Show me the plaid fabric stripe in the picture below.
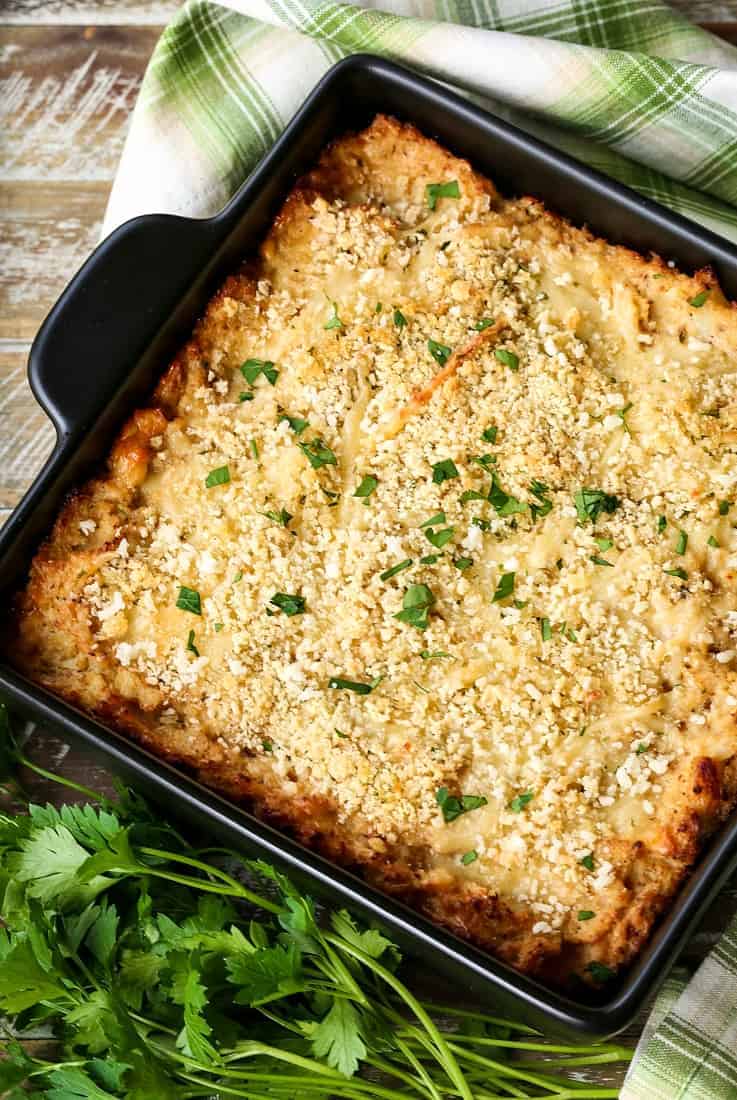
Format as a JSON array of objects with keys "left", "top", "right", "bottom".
[{"left": 105, "top": 10, "right": 737, "bottom": 1088}]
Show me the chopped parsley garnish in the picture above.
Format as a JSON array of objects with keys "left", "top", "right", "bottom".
[
  {"left": 241, "top": 358, "right": 279, "bottom": 386},
  {"left": 590, "top": 555, "right": 613, "bottom": 567},
  {"left": 508, "top": 790, "right": 534, "bottom": 813},
  {"left": 420, "top": 649, "right": 453, "bottom": 660},
  {"left": 262, "top": 739, "right": 273, "bottom": 752},
  {"left": 176, "top": 586, "right": 201, "bottom": 615},
  {"left": 393, "top": 308, "right": 407, "bottom": 328},
  {"left": 494, "top": 348, "right": 519, "bottom": 372},
  {"left": 205, "top": 465, "right": 230, "bottom": 488},
  {"left": 578, "top": 911, "right": 595, "bottom": 922},
  {"left": 324, "top": 300, "right": 344, "bottom": 330},
  {"left": 664, "top": 567, "right": 687, "bottom": 580},
  {"left": 250, "top": 439, "right": 259, "bottom": 460},
  {"left": 354, "top": 475, "right": 378, "bottom": 501},
  {"left": 395, "top": 584, "right": 435, "bottom": 630},
  {"left": 233, "top": 571, "right": 243, "bottom": 583},
  {"left": 481, "top": 425, "right": 498, "bottom": 443},
  {"left": 617, "top": 402, "right": 633, "bottom": 434},
  {"left": 298, "top": 438, "right": 337, "bottom": 469},
  {"left": 470, "top": 453, "right": 497, "bottom": 471},
  {"left": 529, "top": 479, "right": 552, "bottom": 521},
  {"left": 492, "top": 571, "right": 515, "bottom": 603},
  {"left": 279, "top": 412, "right": 309, "bottom": 435},
  {"left": 428, "top": 339, "right": 452, "bottom": 367},
  {"left": 676, "top": 529, "right": 688, "bottom": 555},
  {"left": 461, "top": 850, "right": 478, "bottom": 865},
  {"left": 425, "top": 179, "right": 460, "bottom": 210},
  {"left": 186, "top": 629, "right": 200, "bottom": 657},
  {"left": 436, "top": 787, "right": 488, "bottom": 823},
  {"left": 573, "top": 488, "right": 619, "bottom": 524},
  {"left": 269, "top": 592, "right": 306, "bottom": 617},
  {"left": 238, "top": 391, "right": 254, "bottom": 402},
  {"left": 514, "top": 599, "right": 528, "bottom": 610},
  {"left": 580, "top": 853, "right": 595, "bottom": 871},
  {"left": 719, "top": 500, "right": 731, "bottom": 516},
  {"left": 431, "top": 459, "right": 459, "bottom": 484},
  {"left": 708, "top": 535, "right": 720, "bottom": 548},
  {"left": 460, "top": 489, "right": 487, "bottom": 504},
  {"left": 587, "top": 961, "right": 615, "bottom": 983},
  {"left": 636, "top": 743, "right": 648, "bottom": 755},
  {"left": 453, "top": 557, "right": 473, "bottom": 571},
  {"left": 375, "top": 302, "right": 382, "bottom": 313},
  {"left": 328, "top": 677, "right": 376, "bottom": 695},
  {"left": 595, "top": 537, "right": 613, "bottom": 551},
  {"left": 380, "top": 559, "right": 413, "bottom": 581},
  {"left": 472, "top": 517, "right": 491, "bottom": 531},
  {"left": 540, "top": 617, "right": 552, "bottom": 641},
  {"left": 214, "top": 622, "right": 224, "bottom": 632},
  {"left": 474, "top": 319, "right": 495, "bottom": 332},
  {"left": 262, "top": 507, "right": 293, "bottom": 528},
  {"left": 421, "top": 512, "right": 446, "bottom": 528},
  {"left": 689, "top": 289, "right": 710, "bottom": 308},
  {"left": 420, "top": 554, "right": 440, "bottom": 564},
  {"left": 424, "top": 525, "right": 455, "bottom": 549},
  {"left": 657, "top": 515, "right": 667, "bottom": 533},
  {"left": 489, "top": 473, "right": 528, "bottom": 516},
  {"left": 334, "top": 727, "right": 349, "bottom": 738}
]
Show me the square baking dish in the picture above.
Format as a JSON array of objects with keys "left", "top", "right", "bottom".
[{"left": 2, "top": 54, "right": 737, "bottom": 1041}]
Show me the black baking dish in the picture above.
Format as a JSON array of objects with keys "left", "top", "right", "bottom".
[{"left": 3, "top": 54, "right": 737, "bottom": 1041}]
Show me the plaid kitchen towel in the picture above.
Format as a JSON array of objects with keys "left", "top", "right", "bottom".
[
  {"left": 104, "top": 0, "right": 737, "bottom": 243},
  {"left": 103, "top": 0, "right": 737, "bottom": 1093}
]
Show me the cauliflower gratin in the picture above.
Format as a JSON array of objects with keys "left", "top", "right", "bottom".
[{"left": 8, "top": 116, "right": 737, "bottom": 988}]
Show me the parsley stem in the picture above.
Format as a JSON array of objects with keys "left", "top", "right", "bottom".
[
  {"left": 324, "top": 933, "right": 474, "bottom": 1100},
  {"left": 15, "top": 750, "right": 107, "bottom": 804},
  {"left": 137, "top": 846, "right": 280, "bottom": 913},
  {"left": 420, "top": 1002, "right": 538, "bottom": 1034}
]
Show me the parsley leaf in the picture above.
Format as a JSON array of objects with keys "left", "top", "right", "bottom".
[
  {"left": 298, "top": 438, "right": 337, "bottom": 469},
  {"left": 262, "top": 508, "right": 293, "bottom": 528},
  {"left": 719, "top": 500, "right": 731, "bottom": 516},
  {"left": 186, "top": 630, "right": 200, "bottom": 657},
  {"left": 587, "top": 961, "right": 615, "bottom": 982},
  {"left": 540, "top": 617, "right": 552, "bottom": 641},
  {"left": 279, "top": 413, "right": 309, "bottom": 435},
  {"left": 708, "top": 535, "right": 720, "bottom": 548},
  {"left": 453, "top": 557, "right": 473, "bottom": 571},
  {"left": 508, "top": 790, "right": 534, "bottom": 813},
  {"left": 420, "top": 649, "right": 453, "bottom": 660},
  {"left": 241, "top": 358, "right": 279, "bottom": 386},
  {"left": 424, "top": 525, "right": 455, "bottom": 549},
  {"left": 328, "top": 677, "right": 377, "bottom": 694},
  {"left": 176, "top": 586, "right": 201, "bottom": 615},
  {"left": 657, "top": 515, "right": 667, "bottom": 533},
  {"left": 474, "top": 319, "right": 495, "bottom": 332},
  {"left": 573, "top": 488, "right": 619, "bottom": 524},
  {"left": 580, "top": 853, "right": 595, "bottom": 871},
  {"left": 431, "top": 458, "right": 459, "bottom": 484},
  {"left": 676, "top": 529, "right": 688, "bottom": 555},
  {"left": 269, "top": 593, "right": 306, "bottom": 617},
  {"left": 436, "top": 788, "right": 488, "bottom": 823},
  {"left": 481, "top": 425, "right": 498, "bottom": 443},
  {"left": 205, "top": 465, "right": 230, "bottom": 488},
  {"left": 427, "top": 339, "right": 453, "bottom": 367},
  {"left": 354, "top": 475, "right": 378, "bottom": 500},
  {"left": 590, "top": 555, "right": 613, "bottom": 567},
  {"left": 689, "top": 290, "right": 710, "bottom": 308},
  {"left": 324, "top": 301, "right": 344, "bottom": 330},
  {"left": 489, "top": 473, "right": 528, "bottom": 516},
  {"left": 492, "top": 572, "right": 515, "bottom": 603},
  {"left": 529, "top": 479, "right": 552, "bottom": 521},
  {"left": 380, "top": 559, "right": 413, "bottom": 581},
  {"left": 395, "top": 584, "right": 435, "bottom": 630},
  {"left": 664, "top": 567, "right": 687, "bottom": 580},
  {"left": 310, "top": 998, "right": 368, "bottom": 1077},
  {"left": 495, "top": 348, "right": 519, "bottom": 371},
  {"left": 226, "top": 944, "right": 303, "bottom": 1006},
  {"left": 425, "top": 179, "right": 460, "bottom": 210},
  {"left": 461, "top": 850, "right": 478, "bottom": 865},
  {"left": 578, "top": 911, "right": 595, "bottom": 922},
  {"left": 393, "top": 308, "right": 407, "bottom": 328}
]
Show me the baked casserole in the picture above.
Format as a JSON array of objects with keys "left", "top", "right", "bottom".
[{"left": 8, "top": 116, "right": 737, "bottom": 988}]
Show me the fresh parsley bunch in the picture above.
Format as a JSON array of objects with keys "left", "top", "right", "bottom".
[{"left": 0, "top": 703, "right": 629, "bottom": 1099}]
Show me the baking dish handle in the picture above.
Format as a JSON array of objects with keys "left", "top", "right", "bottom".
[{"left": 28, "top": 212, "right": 223, "bottom": 439}]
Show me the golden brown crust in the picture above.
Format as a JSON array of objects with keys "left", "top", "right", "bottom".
[{"left": 7, "top": 115, "right": 737, "bottom": 989}]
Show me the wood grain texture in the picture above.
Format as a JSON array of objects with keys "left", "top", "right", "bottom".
[{"left": 1, "top": 4, "right": 737, "bottom": 1086}]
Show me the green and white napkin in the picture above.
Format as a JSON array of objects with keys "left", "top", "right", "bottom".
[{"left": 104, "top": 1, "right": 737, "bottom": 1093}]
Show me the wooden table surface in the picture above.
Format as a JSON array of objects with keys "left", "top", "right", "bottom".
[{"left": 3, "top": 2, "right": 737, "bottom": 1091}]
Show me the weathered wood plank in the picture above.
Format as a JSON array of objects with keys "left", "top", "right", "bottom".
[
  {"left": 0, "top": 341, "right": 54, "bottom": 508},
  {"left": 0, "top": 181, "right": 108, "bottom": 341},
  {"left": 0, "top": 24, "right": 159, "bottom": 182}
]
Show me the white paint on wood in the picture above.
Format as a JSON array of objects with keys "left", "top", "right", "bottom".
[{"left": 1, "top": 51, "right": 143, "bottom": 181}]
